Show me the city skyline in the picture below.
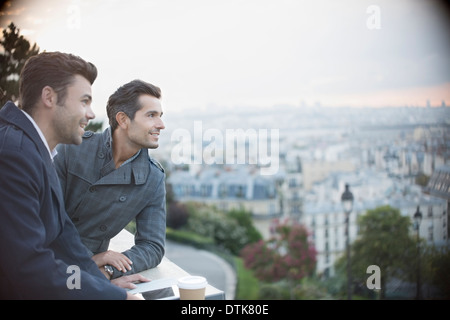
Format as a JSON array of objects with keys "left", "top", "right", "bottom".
[{"left": 1, "top": 0, "right": 449, "bottom": 121}]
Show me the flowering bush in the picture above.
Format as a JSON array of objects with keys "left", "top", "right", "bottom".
[{"left": 240, "top": 218, "right": 317, "bottom": 283}]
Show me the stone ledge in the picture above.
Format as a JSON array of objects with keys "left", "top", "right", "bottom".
[{"left": 110, "top": 229, "right": 225, "bottom": 300}]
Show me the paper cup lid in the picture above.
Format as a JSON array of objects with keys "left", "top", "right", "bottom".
[{"left": 177, "top": 276, "right": 208, "bottom": 289}]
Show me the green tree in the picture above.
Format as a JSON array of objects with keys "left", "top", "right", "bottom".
[
  {"left": 1, "top": 22, "right": 40, "bottom": 107},
  {"left": 84, "top": 121, "right": 104, "bottom": 133},
  {"left": 415, "top": 173, "right": 430, "bottom": 187},
  {"left": 228, "top": 208, "right": 262, "bottom": 244},
  {"left": 337, "top": 205, "right": 416, "bottom": 299}
]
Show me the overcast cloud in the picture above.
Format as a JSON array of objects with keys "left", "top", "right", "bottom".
[{"left": 1, "top": 0, "right": 449, "bottom": 120}]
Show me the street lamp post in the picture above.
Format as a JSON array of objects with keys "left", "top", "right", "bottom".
[
  {"left": 413, "top": 206, "right": 422, "bottom": 300},
  {"left": 341, "top": 183, "right": 354, "bottom": 300}
]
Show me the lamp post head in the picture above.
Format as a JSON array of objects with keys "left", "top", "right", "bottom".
[
  {"left": 341, "top": 183, "right": 354, "bottom": 215},
  {"left": 414, "top": 206, "right": 422, "bottom": 230}
]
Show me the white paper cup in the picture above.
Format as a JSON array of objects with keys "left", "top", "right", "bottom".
[{"left": 177, "top": 276, "right": 208, "bottom": 300}]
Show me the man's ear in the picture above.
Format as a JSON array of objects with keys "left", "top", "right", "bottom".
[
  {"left": 116, "top": 111, "right": 129, "bottom": 129},
  {"left": 41, "top": 86, "right": 56, "bottom": 108}
]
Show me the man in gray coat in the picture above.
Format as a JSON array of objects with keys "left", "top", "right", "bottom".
[{"left": 55, "top": 79, "right": 166, "bottom": 280}]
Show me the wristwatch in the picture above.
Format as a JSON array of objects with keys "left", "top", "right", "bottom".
[{"left": 104, "top": 265, "right": 114, "bottom": 277}]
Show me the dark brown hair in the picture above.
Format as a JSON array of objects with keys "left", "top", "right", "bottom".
[{"left": 19, "top": 51, "right": 97, "bottom": 114}]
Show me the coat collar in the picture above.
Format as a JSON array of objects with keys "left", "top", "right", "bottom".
[{"left": 95, "top": 127, "right": 150, "bottom": 185}]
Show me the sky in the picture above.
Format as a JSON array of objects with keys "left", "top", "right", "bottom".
[{"left": 1, "top": 0, "right": 449, "bottom": 121}]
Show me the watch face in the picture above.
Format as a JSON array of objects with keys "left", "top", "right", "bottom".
[{"left": 105, "top": 265, "right": 113, "bottom": 274}]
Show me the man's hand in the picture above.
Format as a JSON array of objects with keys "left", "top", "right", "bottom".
[
  {"left": 92, "top": 250, "right": 133, "bottom": 273},
  {"left": 111, "top": 273, "right": 151, "bottom": 290},
  {"left": 126, "top": 292, "right": 144, "bottom": 300}
]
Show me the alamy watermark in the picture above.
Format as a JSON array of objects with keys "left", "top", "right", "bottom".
[
  {"left": 170, "top": 121, "right": 280, "bottom": 175},
  {"left": 65, "top": 263, "right": 382, "bottom": 291},
  {"left": 366, "top": 265, "right": 381, "bottom": 290},
  {"left": 366, "top": 5, "right": 381, "bottom": 30},
  {"left": 67, "top": 0, "right": 81, "bottom": 30},
  {"left": 66, "top": 265, "right": 81, "bottom": 289}
]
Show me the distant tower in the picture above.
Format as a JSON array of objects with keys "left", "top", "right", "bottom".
[
  {"left": 442, "top": 100, "right": 446, "bottom": 108},
  {"left": 426, "top": 99, "right": 431, "bottom": 108}
]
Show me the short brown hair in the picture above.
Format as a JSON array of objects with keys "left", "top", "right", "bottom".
[{"left": 19, "top": 51, "right": 97, "bottom": 114}]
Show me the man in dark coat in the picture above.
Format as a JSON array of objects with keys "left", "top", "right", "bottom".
[{"left": 0, "top": 51, "right": 146, "bottom": 299}]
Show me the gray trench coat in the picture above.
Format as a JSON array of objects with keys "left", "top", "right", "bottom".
[{"left": 54, "top": 127, "right": 166, "bottom": 279}]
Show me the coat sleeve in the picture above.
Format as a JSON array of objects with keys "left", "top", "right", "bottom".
[
  {"left": 0, "top": 146, "right": 126, "bottom": 299},
  {"left": 112, "top": 172, "right": 167, "bottom": 279}
]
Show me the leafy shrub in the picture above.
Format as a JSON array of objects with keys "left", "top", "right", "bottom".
[{"left": 186, "top": 204, "right": 250, "bottom": 255}]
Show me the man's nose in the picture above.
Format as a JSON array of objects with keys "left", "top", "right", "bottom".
[
  {"left": 157, "top": 117, "right": 165, "bottom": 129},
  {"left": 86, "top": 105, "right": 95, "bottom": 120}
]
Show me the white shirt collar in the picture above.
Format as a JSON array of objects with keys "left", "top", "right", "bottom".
[{"left": 21, "top": 110, "right": 58, "bottom": 160}]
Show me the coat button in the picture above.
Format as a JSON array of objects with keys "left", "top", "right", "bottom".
[
  {"left": 83, "top": 131, "right": 93, "bottom": 138},
  {"left": 89, "top": 186, "right": 96, "bottom": 192},
  {"left": 119, "top": 196, "right": 127, "bottom": 202},
  {"left": 98, "top": 152, "right": 105, "bottom": 159},
  {"left": 99, "top": 225, "right": 107, "bottom": 232}
]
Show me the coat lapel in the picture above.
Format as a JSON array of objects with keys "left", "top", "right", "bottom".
[
  {"left": 0, "top": 102, "right": 66, "bottom": 229},
  {"left": 0, "top": 102, "right": 54, "bottom": 169}
]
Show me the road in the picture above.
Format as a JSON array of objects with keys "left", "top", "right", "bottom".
[{"left": 164, "top": 239, "right": 236, "bottom": 300}]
